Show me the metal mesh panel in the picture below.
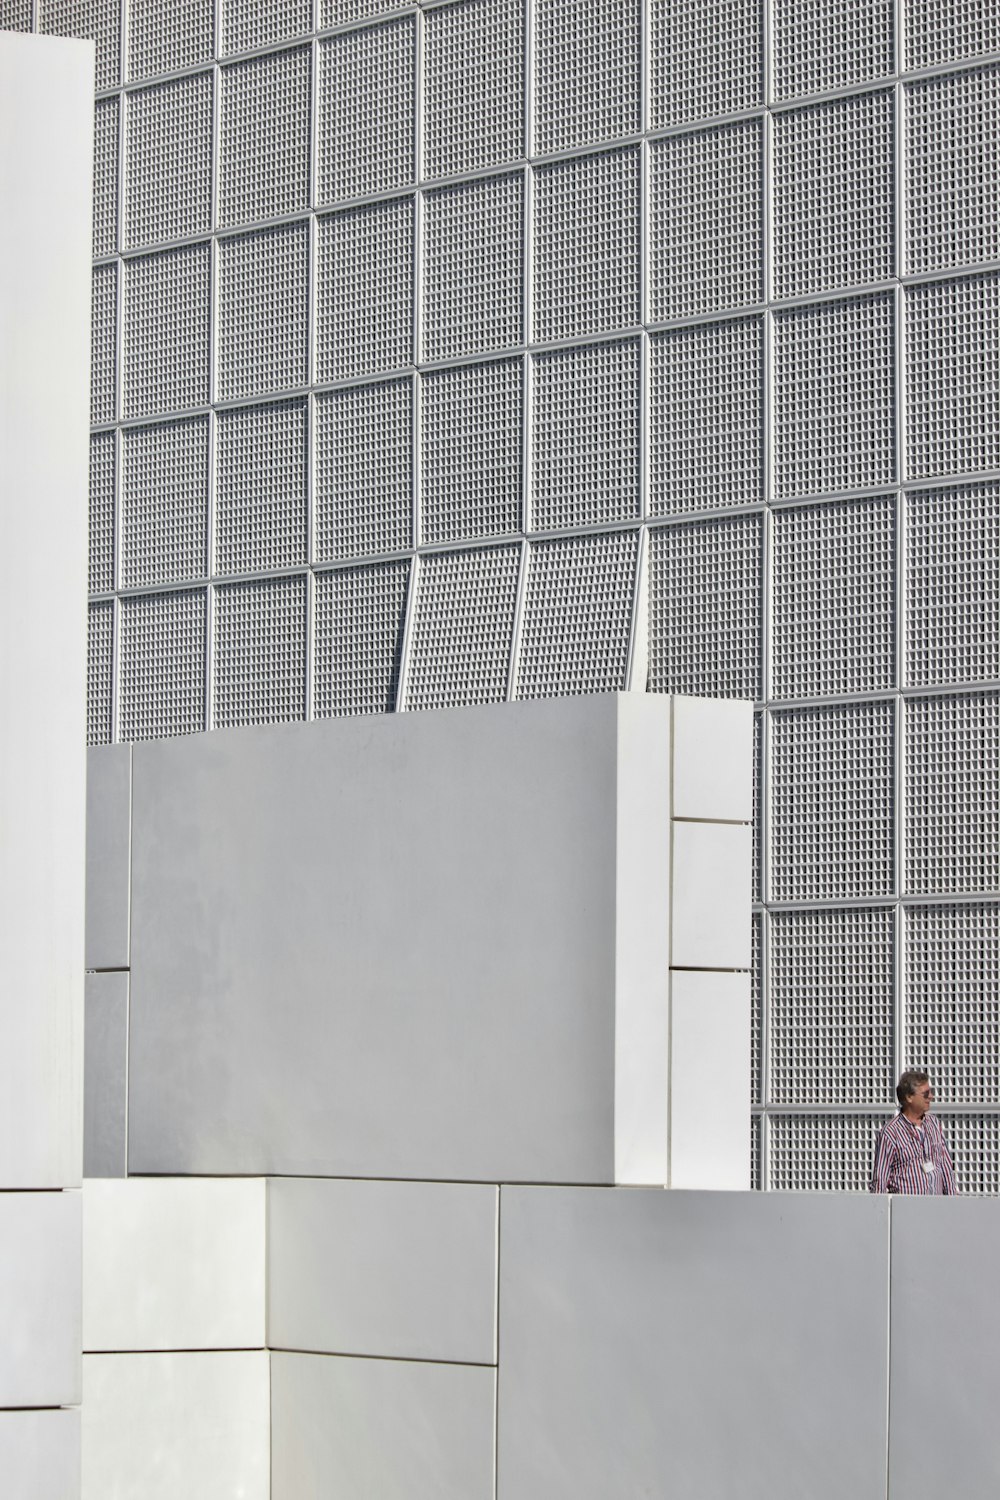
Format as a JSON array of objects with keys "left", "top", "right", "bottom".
[
  {"left": 218, "top": 223, "right": 309, "bottom": 400},
  {"left": 532, "top": 148, "right": 640, "bottom": 343},
  {"left": 318, "top": 19, "right": 415, "bottom": 206},
  {"left": 125, "top": 73, "right": 212, "bottom": 250},
  {"left": 40, "top": 0, "right": 120, "bottom": 90},
  {"left": 768, "top": 1114, "right": 888, "bottom": 1192},
  {"left": 750, "top": 1114, "right": 760, "bottom": 1190},
  {"left": 423, "top": 0, "right": 524, "bottom": 180},
  {"left": 770, "top": 702, "right": 895, "bottom": 901},
  {"left": 316, "top": 201, "right": 414, "bottom": 382},
  {"left": 649, "top": 0, "right": 762, "bottom": 128},
  {"left": 774, "top": 294, "right": 896, "bottom": 499},
  {"left": 215, "top": 401, "right": 307, "bottom": 575},
  {"left": 649, "top": 120, "right": 762, "bottom": 323},
  {"left": 321, "top": 0, "right": 406, "bottom": 22},
  {"left": 121, "top": 417, "right": 208, "bottom": 588},
  {"left": 123, "top": 244, "right": 210, "bottom": 419},
  {"left": 773, "top": 91, "right": 894, "bottom": 301},
  {"left": 771, "top": 497, "right": 896, "bottom": 699},
  {"left": 0, "top": 1, "right": 32, "bottom": 30},
  {"left": 905, "top": 693, "right": 1000, "bottom": 896},
  {"left": 420, "top": 360, "right": 522, "bottom": 544},
  {"left": 647, "top": 515, "right": 762, "bottom": 699},
  {"left": 933, "top": 1114, "right": 1000, "bottom": 1196},
  {"left": 119, "top": 590, "right": 206, "bottom": 741},
  {"left": 751, "top": 911, "right": 762, "bottom": 1105},
  {"left": 422, "top": 175, "right": 523, "bottom": 363},
  {"left": 772, "top": 0, "right": 892, "bottom": 100},
  {"left": 219, "top": 47, "right": 311, "bottom": 228},
  {"left": 92, "top": 262, "right": 117, "bottom": 426},
  {"left": 94, "top": 97, "right": 119, "bottom": 260},
  {"left": 905, "top": 276, "right": 1000, "bottom": 482},
  {"left": 649, "top": 319, "right": 762, "bottom": 515},
  {"left": 769, "top": 909, "right": 895, "bottom": 1105},
  {"left": 752, "top": 710, "right": 762, "bottom": 901},
  {"left": 533, "top": 0, "right": 640, "bottom": 155},
  {"left": 314, "top": 561, "right": 408, "bottom": 717},
  {"left": 87, "top": 602, "right": 114, "bottom": 747},
  {"left": 906, "top": 904, "right": 1000, "bottom": 1107},
  {"left": 531, "top": 341, "right": 639, "bottom": 531},
  {"left": 405, "top": 545, "right": 521, "bottom": 710},
  {"left": 904, "top": 0, "right": 1000, "bottom": 72},
  {"left": 516, "top": 531, "right": 639, "bottom": 698},
  {"left": 128, "top": 0, "right": 214, "bottom": 80},
  {"left": 316, "top": 380, "right": 413, "bottom": 561},
  {"left": 213, "top": 576, "right": 307, "bottom": 728},
  {"left": 906, "top": 483, "right": 1000, "bottom": 689},
  {"left": 905, "top": 68, "right": 1000, "bottom": 278},
  {"left": 222, "top": 0, "right": 312, "bottom": 54},
  {"left": 89, "top": 432, "right": 116, "bottom": 595}
]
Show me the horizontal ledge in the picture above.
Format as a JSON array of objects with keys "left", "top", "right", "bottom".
[{"left": 265, "top": 1347, "right": 496, "bottom": 1369}]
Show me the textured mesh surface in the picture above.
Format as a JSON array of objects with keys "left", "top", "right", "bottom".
[
  {"left": 904, "top": 0, "right": 1000, "bottom": 72},
  {"left": 768, "top": 1114, "right": 888, "bottom": 1192},
  {"left": 93, "top": 96, "right": 119, "bottom": 260},
  {"left": 318, "top": 19, "right": 415, "bottom": 205},
  {"left": 122, "top": 417, "right": 208, "bottom": 588},
  {"left": 316, "top": 380, "right": 413, "bottom": 561},
  {"left": 120, "top": 590, "right": 206, "bottom": 741},
  {"left": 213, "top": 576, "right": 307, "bottom": 728},
  {"left": 316, "top": 201, "right": 414, "bottom": 382},
  {"left": 215, "top": 402, "right": 308, "bottom": 575},
  {"left": 88, "top": 602, "right": 114, "bottom": 747},
  {"left": 0, "top": 1, "right": 32, "bottom": 31},
  {"left": 751, "top": 911, "right": 762, "bottom": 1105},
  {"left": 649, "top": 0, "right": 762, "bottom": 128},
  {"left": 772, "top": 0, "right": 893, "bottom": 100},
  {"left": 906, "top": 904, "right": 1000, "bottom": 1106},
  {"left": 531, "top": 342, "right": 639, "bottom": 532},
  {"left": 905, "top": 275, "right": 1000, "bottom": 482},
  {"left": 218, "top": 223, "right": 310, "bottom": 400},
  {"left": 905, "top": 68, "right": 1000, "bottom": 278},
  {"left": 906, "top": 483, "right": 1000, "bottom": 689},
  {"left": 222, "top": 0, "right": 312, "bottom": 54},
  {"left": 125, "top": 73, "right": 213, "bottom": 250},
  {"left": 128, "top": 0, "right": 214, "bottom": 80},
  {"left": 91, "top": 263, "right": 117, "bottom": 427},
  {"left": 405, "top": 545, "right": 521, "bottom": 710},
  {"left": 89, "top": 432, "right": 116, "bottom": 596},
  {"left": 422, "top": 175, "right": 523, "bottom": 362},
  {"left": 314, "top": 562, "right": 409, "bottom": 717},
  {"left": 905, "top": 693, "right": 1000, "bottom": 896},
  {"left": 420, "top": 361, "right": 522, "bottom": 544},
  {"left": 516, "top": 532, "right": 639, "bottom": 698},
  {"left": 933, "top": 1114, "right": 1000, "bottom": 1196},
  {"left": 423, "top": 0, "right": 523, "bottom": 179},
  {"left": 41, "top": 0, "right": 121, "bottom": 89},
  {"left": 123, "top": 245, "right": 211, "bottom": 420},
  {"left": 533, "top": 0, "right": 640, "bottom": 155},
  {"left": 219, "top": 47, "right": 311, "bottom": 228}
]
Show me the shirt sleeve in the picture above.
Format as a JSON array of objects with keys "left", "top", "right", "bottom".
[{"left": 870, "top": 1124, "right": 894, "bottom": 1193}]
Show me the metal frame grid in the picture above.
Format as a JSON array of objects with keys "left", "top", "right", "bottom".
[{"left": 70, "top": 0, "right": 1000, "bottom": 1191}]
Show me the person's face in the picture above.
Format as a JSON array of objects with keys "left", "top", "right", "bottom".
[{"left": 907, "top": 1081, "right": 934, "bottom": 1117}]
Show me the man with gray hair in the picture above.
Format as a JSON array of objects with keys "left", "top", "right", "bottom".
[{"left": 870, "top": 1070, "right": 957, "bottom": 1194}]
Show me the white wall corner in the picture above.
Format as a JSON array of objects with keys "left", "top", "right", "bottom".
[{"left": 671, "top": 696, "right": 754, "bottom": 823}]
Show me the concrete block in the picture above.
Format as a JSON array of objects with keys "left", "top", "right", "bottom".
[
  {"left": 82, "top": 1351, "right": 269, "bottom": 1500},
  {"left": 0, "top": 1191, "right": 81, "bottom": 1407},
  {"left": 271, "top": 1351, "right": 494, "bottom": 1500},
  {"left": 0, "top": 1410, "right": 80, "bottom": 1499},
  {"left": 85, "top": 746, "right": 131, "bottom": 971},
  {"left": 670, "top": 970, "right": 749, "bottom": 1189},
  {"left": 671, "top": 819, "right": 752, "bottom": 969},
  {"left": 83, "top": 1178, "right": 265, "bottom": 1352},
  {"left": 889, "top": 1196, "right": 1000, "bottom": 1497},
  {"left": 267, "top": 1177, "right": 497, "bottom": 1363},
  {"left": 83, "top": 972, "right": 128, "bottom": 1178},
  {"left": 672, "top": 696, "right": 754, "bottom": 822},
  {"left": 498, "top": 1186, "right": 890, "bottom": 1500}
]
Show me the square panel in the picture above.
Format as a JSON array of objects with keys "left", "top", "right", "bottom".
[
  {"left": 649, "top": 119, "right": 762, "bottom": 322},
  {"left": 420, "top": 360, "right": 522, "bottom": 544},
  {"left": 0, "top": 1, "right": 32, "bottom": 30},
  {"left": 88, "top": 602, "right": 114, "bottom": 748},
  {"left": 649, "top": 0, "right": 762, "bottom": 128},
  {"left": 89, "top": 432, "right": 116, "bottom": 596},
  {"left": 423, "top": 0, "right": 524, "bottom": 179},
  {"left": 773, "top": 91, "right": 894, "bottom": 300},
  {"left": 93, "top": 97, "right": 119, "bottom": 260},
  {"left": 905, "top": 692, "right": 1000, "bottom": 895},
  {"left": 405, "top": 545, "right": 521, "bottom": 710},
  {"left": 533, "top": 0, "right": 640, "bottom": 155},
  {"left": 649, "top": 318, "right": 762, "bottom": 515},
  {"left": 92, "top": 262, "right": 117, "bottom": 427},
  {"left": 768, "top": 908, "right": 895, "bottom": 1105},
  {"left": 769, "top": 701, "right": 895, "bottom": 901},
  {"left": 532, "top": 148, "right": 640, "bottom": 342},
  {"left": 123, "top": 244, "right": 210, "bottom": 419},
  {"left": 751, "top": 911, "right": 762, "bottom": 1105},
  {"left": 516, "top": 531, "right": 639, "bottom": 698},
  {"left": 905, "top": 68, "right": 1000, "bottom": 278},
  {"left": 931, "top": 1114, "right": 1000, "bottom": 1195},
  {"left": 648, "top": 514, "right": 762, "bottom": 699},
  {"left": 774, "top": 294, "right": 896, "bottom": 499},
  {"left": 213, "top": 576, "right": 307, "bottom": 728},
  {"left": 125, "top": 73, "right": 212, "bottom": 250},
  {"left": 531, "top": 341, "right": 639, "bottom": 531},
  {"left": 314, "top": 561, "right": 409, "bottom": 717},
  {"left": 316, "top": 200, "right": 414, "bottom": 382},
  {"left": 122, "top": 417, "right": 209, "bottom": 588},
  {"left": 222, "top": 0, "right": 312, "bottom": 53},
  {"left": 767, "top": 1114, "right": 888, "bottom": 1191},
  {"left": 316, "top": 380, "right": 413, "bottom": 560},
  {"left": 218, "top": 223, "right": 309, "bottom": 400},
  {"left": 771, "top": 497, "right": 896, "bottom": 699},
  {"left": 750, "top": 1112, "right": 760, "bottom": 1189},
  {"left": 318, "top": 19, "right": 415, "bottom": 205},
  {"left": 128, "top": 0, "right": 214, "bottom": 80},
  {"left": 215, "top": 401, "right": 308, "bottom": 575},
  {"left": 904, "top": 0, "right": 1000, "bottom": 72},
  {"left": 119, "top": 591, "right": 207, "bottom": 742},
  {"left": 906, "top": 482, "right": 1000, "bottom": 688},
  {"left": 219, "top": 46, "right": 311, "bottom": 228},
  {"left": 772, "top": 0, "right": 893, "bottom": 100},
  {"left": 421, "top": 174, "right": 523, "bottom": 362},
  {"left": 40, "top": 0, "right": 120, "bottom": 89},
  {"left": 905, "top": 904, "right": 1000, "bottom": 1106},
  {"left": 905, "top": 275, "right": 1000, "bottom": 481}
]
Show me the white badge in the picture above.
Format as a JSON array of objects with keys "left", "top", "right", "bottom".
[{"left": 921, "top": 1158, "right": 935, "bottom": 1175}]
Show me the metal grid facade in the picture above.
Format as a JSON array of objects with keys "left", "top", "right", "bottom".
[{"left": 51, "top": 0, "right": 999, "bottom": 1190}]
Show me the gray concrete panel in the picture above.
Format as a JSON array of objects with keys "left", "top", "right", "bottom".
[
  {"left": 85, "top": 746, "right": 131, "bottom": 971},
  {"left": 0, "top": 1191, "right": 81, "bottom": 1408},
  {"left": 83, "top": 972, "right": 128, "bottom": 1178},
  {"left": 0, "top": 1410, "right": 80, "bottom": 1499},
  {"left": 889, "top": 1196, "right": 1000, "bottom": 1497},
  {"left": 267, "top": 1178, "right": 497, "bottom": 1363},
  {"left": 498, "top": 1187, "right": 890, "bottom": 1500},
  {"left": 270, "top": 1351, "right": 495, "bottom": 1500}
]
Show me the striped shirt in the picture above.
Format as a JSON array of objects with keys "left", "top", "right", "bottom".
[{"left": 870, "top": 1111, "right": 957, "bottom": 1194}]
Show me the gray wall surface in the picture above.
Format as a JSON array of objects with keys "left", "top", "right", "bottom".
[
  {"left": 85, "top": 746, "right": 131, "bottom": 972},
  {"left": 83, "top": 972, "right": 128, "bottom": 1178}
]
